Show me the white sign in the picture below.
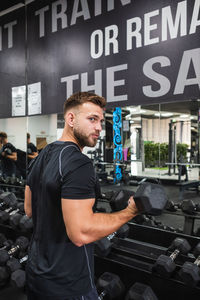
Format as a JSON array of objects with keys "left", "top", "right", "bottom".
[
  {"left": 28, "top": 82, "right": 41, "bottom": 115},
  {"left": 12, "top": 85, "right": 26, "bottom": 116}
]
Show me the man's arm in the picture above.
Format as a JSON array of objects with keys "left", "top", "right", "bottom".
[
  {"left": 4, "top": 151, "right": 17, "bottom": 161},
  {"left": 62, "top": 197, "right": 137, "bottom": 247},
  {"left": 24, "top": 185, "right": 32, "bottom": 217},
  {"left": 28, "top": 152, "right": 38, "bottom": 160}
]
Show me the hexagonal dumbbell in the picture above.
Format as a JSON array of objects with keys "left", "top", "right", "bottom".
[
  {"left": 96, "top": 272, "right": 125, "bottom": 299},
  {"left": 110, "top": 182, "right": 168, "bottom": 216},
  {"left": 125, "top": 282, "right": 158, "bottom": 300},
  {"left": 179, "top": 242, "right": 200, "bottom": 286},
  {"left": 153, "top": 238, "right": 191, "bottom": 278},
  {"left": 94, "top": 224, "right": 129, "bottom": 257},
  {"left": 10, "top": 269, "right": 26, "bottom": 288},
  {"left": 0, "top": 236, "right": 29, "bottom": 266}
]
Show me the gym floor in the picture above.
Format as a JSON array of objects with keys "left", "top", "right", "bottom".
[{"left": 1, "top": 181, "right": 200, "bottom": 300}]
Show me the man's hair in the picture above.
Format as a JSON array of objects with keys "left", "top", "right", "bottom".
[
  {"left": 63, "top": 92, "right": 106, "bottom": 116},
  {"left": 27, "top": 133, "right": 30, "bottom": 139},
  {"left": 0, "top": 132, "right": 7, "bottom": 139}
]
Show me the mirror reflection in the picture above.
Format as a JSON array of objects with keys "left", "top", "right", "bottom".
[{"left": 0, "top": 117, "right": 27, "bottom": 187}]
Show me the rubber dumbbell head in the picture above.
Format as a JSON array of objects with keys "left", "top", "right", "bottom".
[
  {"left": 125, "top": 282, "right": 158, "bottom": 300},
  {"left": 110, "top": 183, "right": 168, "bottom": 216},
  {"left": 96, "top": 272, "right": 125, "bottom": 299},
  {"left": 134, "top": 183, "right": 168, "bottom": 215},
  {"left": 154, "top": 238, "right": 191, "bottom": 278},
  {"left": 181, "top": 200, "right": 196, "bottom": 215},
  {"left": 11, "top": 269, "right": 26, "bottom": 288},
  {"left": 95, "top": 224, "right": 129, "bottom": 257},
  {"left": 19, "top": 215, "right": 33, "bottom": 231},
  {"left": 0, "top": 266, "right": 10, "bottom": 286},
  {"left": 0, "top": 192, "right": 17, "bottom": 207},
  {"left": 179, "top": 242, "right": 200, "bottom": 286}
]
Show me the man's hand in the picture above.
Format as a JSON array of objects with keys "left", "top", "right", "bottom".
[{"left": 127, "top": 196, "right": 138, "bottom": 215}]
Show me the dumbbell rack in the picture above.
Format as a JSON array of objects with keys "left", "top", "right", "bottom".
[
  {"left": 0, "top": 183, "right": 25, "bottom": 199},
  {"left": 94, "top": 223, "right": 200, "bottom": 300},
  {"left": 163, "top": 210, "right": 200, "bottom": 236}
]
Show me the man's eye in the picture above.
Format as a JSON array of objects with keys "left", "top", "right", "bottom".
[{"left": 89, "top": 118, "right": 95, "bottom": 121}]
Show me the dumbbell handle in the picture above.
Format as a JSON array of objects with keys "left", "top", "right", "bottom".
[
  {"left": 8, "top": 245, "right": 20, "bottom": 255},
  {"left": 170, "top": 249, "right": 180, "bottom": 260},
  {"left": 98, "top": 290, "right": 107, "bottom": 299},
  {"left": 19, "top": 255, "right": 28, "bottom": 264},
  {"left": 9, "top": 208, "right": 20, "bottom": 216},
  {"left": 194, "top": 255, "right": 200, "bottom": 266},
  {"left": 107, "top": 231, "right": 117, "bottom": 241}
]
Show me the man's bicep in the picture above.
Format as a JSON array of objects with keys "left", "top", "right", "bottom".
[
  {"left": 24, "top": 185, "right": 32, "bottom": 217},
  {"left": 61, "top": 198, "right": 95, "bottom": 240}
]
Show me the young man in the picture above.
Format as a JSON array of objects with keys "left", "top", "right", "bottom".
[
  {"left": 0, "top": 132, "right": 17, "bottom": 178},
  {"left": 25, "top": 92, "right": 138, "bottom": 300},
  {"left": 27, "top": 133, "right": 38, "bottom": 165}
]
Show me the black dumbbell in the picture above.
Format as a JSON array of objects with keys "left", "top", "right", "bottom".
[
  {"left": 0, "top": 236, "right": 29, "bottom": 266},
  {"left": 0, "top": 254, "right": 28, "bottom": 286},
  {"left": 179, "top": 242, "right": 200, "bottom": 286},
  {"left": 0, "top": 234, "right": 13, "bottom": 253},
  {"left": 181, "top": 199, "right": 200, "bottom": 215},
  {"left": 0, "top": 204, "right": 24, "bottom": 226},
  {"left": 7, "top": 254, "right": 28, "bottom": 274},
  {"left": 0, "top": 266, "right": 10, "bottom": 287},
  {"left": 10, "top": 269, "right": 26, "bottom": 288},
  {"left": 110, "top": 182, "right": 168, "bottom": 216},
  {"left": 18, "top": 215, "right": 33, "bottom": 231},
  {"left": 125, "top": 282, "right": 158, "bottom": 300},
  {"left": 94, "top": 224, "right": 129, "bottom": 257},
  {"left": 153, "top": 238, "right": 191, "bottom": 278},
  {"left": 96, "top": 272, "right": 125, "bottom": 299},
  {"left": 0, "top": 192, "right": 17, "bottom": 209},
  {"left": 165, "top": 200, "right": 180, "bottom": 212}
]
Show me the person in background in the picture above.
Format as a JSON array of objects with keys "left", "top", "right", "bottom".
[
  {"left": 27, "top": 133, "right": 38, "bottom": 165},
  {"left": 0, "top": 132, "right": 17, "bottom": 178}
]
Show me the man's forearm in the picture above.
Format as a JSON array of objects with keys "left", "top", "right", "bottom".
[{"left": 80, "top": 207, "right": 137, "bottom": 245}]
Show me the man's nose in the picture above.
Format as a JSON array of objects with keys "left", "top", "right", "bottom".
[{"left": 95, "top": 121, "right": 102, "bottom": 131}]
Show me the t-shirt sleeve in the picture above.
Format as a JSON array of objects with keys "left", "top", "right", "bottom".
[
  {"left": 61, "top": 161, "right": 96, "bottom": 199},
  {"left": 30, "top": 143, "right": 38, "bottom": 153},
  {"left": 8, "top": 143, "right": 16, "bottom": 153}
]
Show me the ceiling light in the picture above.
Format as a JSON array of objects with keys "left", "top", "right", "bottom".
[{"left": 180, "top": 114, "right": 189, "bottom": 118}]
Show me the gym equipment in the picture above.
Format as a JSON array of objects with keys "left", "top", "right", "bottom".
[
  {"left": 166, "top": 199, "right": 200, "bottom": 215},
  {"left": 0, "top": 192, "right": 17, "bottom": 208},
  {"left": 0, "top": 266, "right": 10, "bottom": 287},
  {"left": 96, "top": 272, "right": 125, "bottom": 299},
  {"left": 0, "top": 255, "right": 28, "bottom": 286},
  {"left": 10, "top": 269, "right": 26, "bottom": 288},
  {"left": 7, "top": 255, "right": 28, "bottom": 273},
  {"left": 0, "top": 204, "right": 24, "bottom": 226},
  {"left": 110, "top": 182, "right": 168, "bottom": 216},
  {"left": 181, "top": 199, "right": 200, "bottom": 215},
  {"left": 125, "top": 282, "right": 158, "bottom": 300},
  {"left": 179, "top": 242, "right": 200, "bottom": 286},
  {"left": 153, "top": 238, "right": 191, "bottom": 278},
  {"left": 0, "top": 236, "right": 29, "bottom": 266},
  {"left": 95, "top": 224, "right": 129, "bottom": 257},
  {"left": 18, "top": 214, "right": 33, "bottom": 231}
]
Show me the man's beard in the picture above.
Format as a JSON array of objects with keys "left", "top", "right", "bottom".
[{"left": 74, "top": 128, "right": 98, "bottom": 148}]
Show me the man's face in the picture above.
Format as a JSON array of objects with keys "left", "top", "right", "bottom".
[{"left": 73, "top": 102, "right": 104, "bottom": 148}]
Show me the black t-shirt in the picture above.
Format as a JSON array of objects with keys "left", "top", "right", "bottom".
[
  {"left": 27, "top": 142, "right": 38, "bottom": 164},
  {"left": 0, "top": 143, "right": 16, "bottom": 177},
  {"left": 26, "top": 141, "right": 100, "bottom": 298}
]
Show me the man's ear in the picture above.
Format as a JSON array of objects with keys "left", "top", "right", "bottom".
[{"left": 65, "top": 112, "right": 75, "bottom": 128}]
